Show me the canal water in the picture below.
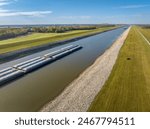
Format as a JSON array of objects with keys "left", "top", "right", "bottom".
[{"left": 0, "top": 27, "right": 127, "bottom": 111}]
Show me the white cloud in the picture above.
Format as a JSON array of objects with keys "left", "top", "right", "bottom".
[
  {"left": 0, "top": 0, "right": 14, "bottom": 6},
  {"left": 0, "top": 10, "right": 52, "bottom": 17},
  {"left": 0, "top": 2, "right": 9, "bottom": 6},
  {"left": 119, "top": 4, "right": 150, "bottom": 9},
  {"left": 0, "top": 0, "right": 52, "bottom": 17}
]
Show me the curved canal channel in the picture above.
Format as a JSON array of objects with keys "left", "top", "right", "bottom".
[{"left": 0, "top": 27, "right": 128, "bottom": 111}]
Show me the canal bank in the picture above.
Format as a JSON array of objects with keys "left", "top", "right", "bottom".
[{"left": 40, "top": 27, "right": 131, "bottom": 112}]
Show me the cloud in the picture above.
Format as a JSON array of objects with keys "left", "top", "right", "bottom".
[
  {"left": 0, "top": 10, "right": 52, "bottom": 17},
  {"left": 0, "top": 0, "right": 17, "bottom": 8},
  {"left": 0, "top": 0, "right": 15, "bottom": 6},
  {"left": 0, "top": 2, "right": 9, "bottom": 6},
  {"left": 118, "top": 4, "right": 150, "bottom": 9},
  {"left": 0, "top": 0, "right": 52, "bottom": 17}
]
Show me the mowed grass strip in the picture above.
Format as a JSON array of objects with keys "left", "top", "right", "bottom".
[
  {"left": 139, "top": 27, "right": 150, "bottom": 42},
  {"left": 0, "top": 26, "right": 117, "bottom": 54},
  {"left": 88, "top": 26, "right": 150, "bottom": 112}
]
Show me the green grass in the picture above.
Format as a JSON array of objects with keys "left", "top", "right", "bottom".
[
  {"left": 88, "top": 26, "right": 150, "bottom": 112},
  {"left": 138, "top": 27, "right": 150, "bottom": 42},
  {"left": 0, "top": 26, "right": 117, "bottom": 54}
]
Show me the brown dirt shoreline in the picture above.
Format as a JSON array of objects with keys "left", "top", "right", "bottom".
[{"left": 40, "top": 27, "right": 131, "bottom": 112}]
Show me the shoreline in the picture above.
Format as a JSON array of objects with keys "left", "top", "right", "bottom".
[
  {"left": 0, "top": 27, "right": 120, "bottom": 64},
  {"left": 40, "top": 27, "right": 131, "bottom": 112}
]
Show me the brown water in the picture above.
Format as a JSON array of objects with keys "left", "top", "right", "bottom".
[{"left": 0, "top": 27, "right": 127, "bottom": 111}]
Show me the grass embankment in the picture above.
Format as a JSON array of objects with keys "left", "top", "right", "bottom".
[
  {"left": 89, "top": 26, "right": 150, "bottom": 112},
  {"left": 138, "top": 27, "right": 150, "bottom": 42},
  {"left": 0, "top": 26, "right": 118, "bottom": 54}
]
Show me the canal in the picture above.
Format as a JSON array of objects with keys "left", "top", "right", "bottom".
[{"left": 0, "top": 27, "right": 127, "bottom": 111}]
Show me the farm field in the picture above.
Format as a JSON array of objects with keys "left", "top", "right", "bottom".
[
  {"left": 89, "top": 26, "right": 150, "bottom": 112},
  {"left": 0, "top": 26, "right": 117, "bottom": 54}
]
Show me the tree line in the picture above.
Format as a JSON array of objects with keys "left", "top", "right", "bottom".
[
  {"left": 0, "top": 28, "right": 29, "bottom": 40},
  {"left": 30, "top": 26, "right": 98, "bottom": 33},
  {"left": 141, "top": 25, "right": 150, "bottom": 29},
  {"left": 0, "top": 25, "right": 116, "bottom": 40}
]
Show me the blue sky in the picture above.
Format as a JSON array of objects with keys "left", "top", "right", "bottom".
[{"left": 0, "top": 0, "right": 150, "bottom": 25}]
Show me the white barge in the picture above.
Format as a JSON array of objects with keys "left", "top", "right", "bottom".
[{"left": 0, "top": 45, "right": 82, "bottom": 86}]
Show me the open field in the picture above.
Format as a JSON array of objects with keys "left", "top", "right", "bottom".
[
  {"left": 89, "top": 26, "right": 150, "bottom": 112},
  {"left": 0, "top": 26, "right": 118, "bottom": 54},
  {"left": 0, "top": 30, "right": 89, "bottom": 44}
]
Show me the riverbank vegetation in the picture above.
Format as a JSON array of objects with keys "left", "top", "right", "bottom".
[
  {"left": 0, "top": 28, "right": 29, "bottom": 40},
  {"left": 89, "top": 26, "right": 150, "bottom": 112},
  {"left": 0, "top": 25, "right": 118, "bottom": 54},
  {"left": 140, "top": 25, "right": 150, "bottom": 29},
  {"left": 0, "top": 25, "right": 116, "bottom": 40}
]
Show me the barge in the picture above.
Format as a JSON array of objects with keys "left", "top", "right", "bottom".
[{"left": 0, "top": 45, "right": 82, "bottom": 86}]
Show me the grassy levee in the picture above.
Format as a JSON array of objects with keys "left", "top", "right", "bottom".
[
  {"left": 89, "top": 26, "right": 150, "bottom": 112},
  {"left": 138, "top": 27, "right": 150, "bottom": 42},
  {"left": 0, "top": 26, "right": 117, "bottom": 54}
]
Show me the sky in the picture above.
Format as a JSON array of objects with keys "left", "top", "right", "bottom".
[{"left": 0, "top": 0, "right": 150, "bottom": 25}]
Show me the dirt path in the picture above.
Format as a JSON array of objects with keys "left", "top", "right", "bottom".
[{"left": 40, "top": 27, "right": 131, "bottom": 112}]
